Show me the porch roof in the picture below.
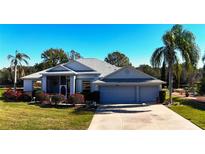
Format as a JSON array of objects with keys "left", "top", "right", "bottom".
[
  {"left": 21, "top": 69, "right": 49, "bottom": 80},
  {"left": 41, "top": 71, "right": 77, "bottom": 75}
]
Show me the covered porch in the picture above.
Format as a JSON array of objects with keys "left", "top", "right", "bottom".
[
  {"left": 23, "top": 73, "right": 76, "bottom": 97},
  {"left": 42, "top": 75, "right": 76, "bottom": 96}
]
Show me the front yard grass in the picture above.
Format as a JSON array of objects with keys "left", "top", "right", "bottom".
[
  {"left": 0, "top": 88, "right": 94, "bottom": 130},
  {"left": 169, "top": 97, "right": 205, "bottom": 129}
]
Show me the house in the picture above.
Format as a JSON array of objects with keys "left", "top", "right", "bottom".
[{"left": 22, "top": 58, "right": 165, "bottom": 104}]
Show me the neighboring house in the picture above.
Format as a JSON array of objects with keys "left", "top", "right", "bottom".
[{"left": 22, "top": 58, "right": 165, "bottom": 104}]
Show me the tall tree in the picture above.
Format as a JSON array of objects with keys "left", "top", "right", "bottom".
[
  {"left": 68, "top": 50, "right": 82, "bottom": 61},
  {"left": 35, "top": 49, "right": 82, "bottom": 71},
  {"left": 0, "top": 68, "right": 13, "bottom": 85},
  {"left": 7, "top": 50, "right": 30, "bottom": 91},
  {"left": 104, "top": 51, "right": 132, "bottom": 67},
  {"left": 137, "top": 64, "right": 160, "bottom": 79},
  {"left": 150, "top": 24, "right": 199, "bottom": 104},
  {"left": 41, "top": 48, "right": 68, "bottom": 67}
]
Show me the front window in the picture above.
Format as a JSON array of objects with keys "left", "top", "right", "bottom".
[
  {"left": 47, "top": 76, "right": 59, "bottom": 93},
  {"left": 82, "top": 81, "right": 91, "bottom": 92}
]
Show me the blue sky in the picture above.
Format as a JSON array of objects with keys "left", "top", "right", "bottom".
[{"left": 0, "top": 24, "right": 205, "bottom": 69}]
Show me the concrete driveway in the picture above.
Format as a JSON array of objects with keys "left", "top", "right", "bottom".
[{"left": 88, "top": 104, "right": 201, "bottom": 130}]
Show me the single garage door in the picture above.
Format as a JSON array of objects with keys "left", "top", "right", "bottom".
[
  {"left": 139, "top": 86, "right": 159, "bottom": 103},
  {"left": 100, "top": 86, "right": 136, "bottom": 104}
]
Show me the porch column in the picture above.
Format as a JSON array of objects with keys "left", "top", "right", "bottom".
[
  {"left": 70, "top": 75, "right": 76, "bottom": 95},
  {"left": 42, "top": 75, "right": 47, "bottom": 93},
  {"left": 76, "top": 79, "right": 82, "bottom": 93}
]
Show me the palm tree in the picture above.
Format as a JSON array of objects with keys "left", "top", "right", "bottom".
[
  {"left": 7, "top": 50, "right": 30, "bottom": 91},
  {"left": 150, "top": 25, "right": 199, "bottom": 104},
  {"left": 173, "top": 63, "right": 182, "bottom": 88}
]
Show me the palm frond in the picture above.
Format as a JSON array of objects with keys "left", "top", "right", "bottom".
[
  {"left": 7, "top": 54, "right": 14, "bottom": 60},
  {"left": 22, "top": 59, "right": 29, "bottom": 65},
  {"left": 176, "top": 26, "right": 200, "bottom": 68},
  {"left": 150, "top": 47, "right": 166, "bottom": 67},
  {"left": 20, "top": 53, "right": 30, "bottom": 60},
  {"left": 202, "top": 52, "right": 205, "bottom": 63}
]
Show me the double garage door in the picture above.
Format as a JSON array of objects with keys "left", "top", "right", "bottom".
[{"left": 100, "top": 85, "right": 159, "bottom": 104}]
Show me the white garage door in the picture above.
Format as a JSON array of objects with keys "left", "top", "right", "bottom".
[
  {"left": 140, "top": 86, "right": 159, "bottom": 103},
  {"left": 100, "top": 86, "right": 136, "bottom": 104}
]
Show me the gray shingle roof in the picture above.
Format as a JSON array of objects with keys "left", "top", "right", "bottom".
[
  {"left": 21, "top": 69, "right": 48, "bottom": 80},
  {"left": 22, "top": 58, "right": 119, "bottom": 79},
  {"left": 75, "top": 58, "right": 120, "bottom": 77}
]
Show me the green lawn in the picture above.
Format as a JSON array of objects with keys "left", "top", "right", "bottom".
[
  {"left": 169, "top": 97, "right": 205, "bottom": 129},
  {"left": 0, "top": 88, "right": 94, "bottom": 130}
]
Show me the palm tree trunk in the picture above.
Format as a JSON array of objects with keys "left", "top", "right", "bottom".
[
  {"left": 14, "top": 65, "right": 17, "bottom": 92},
  {"left": 168, "top": 64, "right": 173, "bottom": 104}
]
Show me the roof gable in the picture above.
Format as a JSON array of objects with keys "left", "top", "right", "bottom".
[{"left": 103, "top": 67, "right": 155, "bottom": 79}]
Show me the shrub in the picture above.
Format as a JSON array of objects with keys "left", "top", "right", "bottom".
[
  {"left": 199, "top": 77, "right": 205, "bottom": 95},
  {"left": 185, "top": 90, "right": 189, "bottom": 97},
  {"left": 32, "top": 89, "right": 43, "bottom": 97},
  {"left": 81, "top": 92, "right": 92, "bottom": 101},
  {"left": 18, "top": 93, "right": 32, "bottom": 102},
  {"left": 3, "top": 89, "right": 22, "bottom": 101},
  {"left": 35, "top": 92, "right": 42, "bottom": 101},
  {"left": 68, "top": 93, "right": 85, "bottom": 105},
  {"left": 90, "top": 91, "right": 100, "bottom": 102},
  {"left": 51, "top": 95, "right": 65, "bottom": 105},
  {"left": 159, "top": 90, "right": 166, "bottom": 104},
  {"left": 41, "top": 94, "right": 51, "bottom": 106},
  {"left": 2, "top": 89, "right": 31, "bottom": 102},
  {"left": 81, "top": 91, "right": 100, "bottom": 102},
  {"left": 35, "top": 92, "right": 50, "bottom": 103}
]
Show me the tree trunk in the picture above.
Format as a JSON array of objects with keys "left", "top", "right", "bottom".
[
  {"left": 168, "top": 64, "right": 173, "bottom": 104},
  {"left": 177, "top": 77, "right": 180, "bottom": 89},
  {"left": 14, "top": 65, "right": 17, "bottom": 92},
  {"left": 161, "top": 60, "right": 166, "bottom": 88}
]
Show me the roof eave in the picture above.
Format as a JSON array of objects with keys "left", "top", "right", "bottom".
[
  {"left": 41, "top": 72, "right": 77, "bottom": 75},
  {"left": 93, "top": 80, "right": 165, "bottom": 85},
  {"left": 21, "top": 77, "right": 42, "bottom": 80}
]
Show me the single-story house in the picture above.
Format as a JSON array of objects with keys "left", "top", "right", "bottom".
[{"left": 22, "top": 58, "right": 165, "bottom": 104}]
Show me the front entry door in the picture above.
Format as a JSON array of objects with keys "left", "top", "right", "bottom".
[
  {"left": 60, "top": 85, "right": 67, "bottom": 96},
  {"left": 59, "top": 76, "right": 67, "bottom": 96}
]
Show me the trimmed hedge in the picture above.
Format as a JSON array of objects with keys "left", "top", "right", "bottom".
[
  {"left": 81, "top": 91, "right": 100, "bottom": 102},
  {"left": 159, "top": 90, "right": 166, "bottom": 103}
]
